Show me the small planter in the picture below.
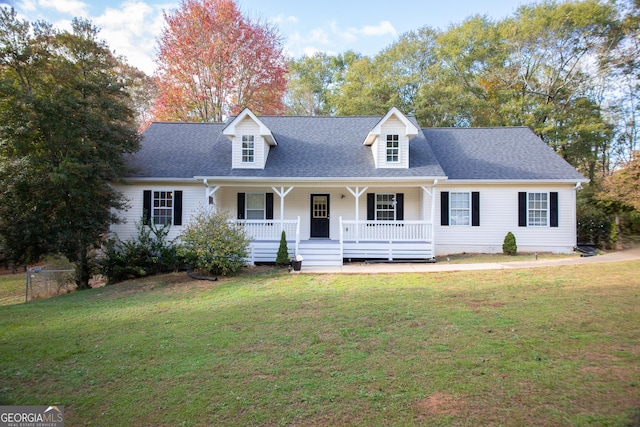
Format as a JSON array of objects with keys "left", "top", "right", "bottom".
[{"left": 291, "top": 254, "right": 303, "bottom": 271}]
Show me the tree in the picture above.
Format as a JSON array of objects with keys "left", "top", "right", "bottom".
[
  {"left": 152, "top": 0, "right": 287, "bottom": 122},
  {"left": 285, "top": 52, "right": 338, "bottom": 116},
  {"left": 333, "top": 56, "right": 394, "bottom": 116},
  {"left": 597, "top": 151, "right": 640, "bottom": 212},
  {"left": 0, "top": 9, "right": 140, "bottom": 289},
  {"left": 275, "top": 230, "right": 289, "bottom": 266},
  {"left": 116, "top": 61, "right": 158, "bottom": 130}
]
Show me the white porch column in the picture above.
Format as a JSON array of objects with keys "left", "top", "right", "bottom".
[
  {"left": 272, "top": 186, "right": 294, "bottom": 231},
  {"left": 422, "top": 180, "right": 438, "bottom": 256},
  {"left": 346, "top": 186, "right": 368, "bottom": 243},
  {"left": 203, "top": 179, "right": 220, "bottom": 212}
]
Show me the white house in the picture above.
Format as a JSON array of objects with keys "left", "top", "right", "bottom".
[{"left": 111, "top": 107, "right": 588, "bottom": 266}]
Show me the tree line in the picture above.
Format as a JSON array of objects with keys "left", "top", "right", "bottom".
[{"left": 0, "top": 0, "right": 638, "bottom": 288}]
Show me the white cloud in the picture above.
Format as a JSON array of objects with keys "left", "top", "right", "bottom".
[
  {"left": 356, "top": 20, "right": 396, "bottom": 37},
  {"left": 269, "top": 13, "right": 298, "bottom": 25},
  {"left": 20, "top": 0, "right": 37, "bottom": 12},
  {"left": 39, "top": 0, "right": 88, "bottom": 16},
  {"left": 93, "top": 1, "right": 166, "bottom": 74}
]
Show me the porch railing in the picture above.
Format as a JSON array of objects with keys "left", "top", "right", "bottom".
[
  {"left": 235, "top": 219, "right": 299, "bottom": 242},
  {"left": 340, "top": 219, "right": 432, "bottom": 242}
]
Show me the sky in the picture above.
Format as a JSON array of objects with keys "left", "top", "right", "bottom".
[{"left": 3, "top": 0, "right": 541, "bottom": 75}]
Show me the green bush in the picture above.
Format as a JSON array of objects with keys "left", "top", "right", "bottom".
[
  {"left": 178, "top": 210, "right": 252, "bottom": 276},
  {"left": 502, "top": 231, "right": 517, "bottom": 255},
  {"left": 42, "top": 254, "right": 77, "bottom": 294},
  {"left": 275, "top": 230, "right": 290, "bottom": 266},
  {"left": 98, "top": 218, "right": 179, "bottom": 284}
]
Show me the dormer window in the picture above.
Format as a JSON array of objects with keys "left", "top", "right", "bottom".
[
  {"left": 363, "top": 107, "right": 418, "bottom": 169},
  {"left": 386, "top": 134, "right": 399, "bottom": 163},
  {"left": 242, "top": 135, "right": 255, "bottom": 163}
]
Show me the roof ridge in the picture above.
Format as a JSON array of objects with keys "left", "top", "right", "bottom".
[
  {"left": 258, "top": 115, "right": 384, "bottom": 119},
  {"left": 422, "top": 126, "right": 531, "bottom": 130}
]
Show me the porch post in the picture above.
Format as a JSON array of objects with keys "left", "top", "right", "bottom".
[
  {"left": 346, "top": 186, "right": 368, "bottom": 243},
  {"left": 425, "top": 180, "right": 438, "bottom": 256},
  {"left": 272, "top": 186, "right": 294, "bottom": 232},
  {"left": 203, "top": 179, "right": 220, "bottom": 212}
]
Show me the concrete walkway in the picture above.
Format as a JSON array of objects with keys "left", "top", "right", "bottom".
[{"left": 295, "top": 247, "right": 640, "bottom": 274}]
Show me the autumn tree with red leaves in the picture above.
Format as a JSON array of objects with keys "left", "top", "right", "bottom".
[{"left": 152, "top": 0, "right": 287, "bottom": 122}]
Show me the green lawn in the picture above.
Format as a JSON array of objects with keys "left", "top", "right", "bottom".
[{"left": 1, "top": 263, "right": 639, "bottom": 426}]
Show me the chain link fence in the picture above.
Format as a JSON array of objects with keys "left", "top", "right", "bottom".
[{"left": 25, "top": 265, "right": 76, "bottom": 302}]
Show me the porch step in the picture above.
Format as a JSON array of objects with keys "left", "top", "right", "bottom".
[{"left": 297, "top": 240, "right": 343, "bottom": 267}]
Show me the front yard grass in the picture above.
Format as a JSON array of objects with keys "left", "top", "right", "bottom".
[{"left": 0, "top": 262, "right": 639, "bottom": 426}]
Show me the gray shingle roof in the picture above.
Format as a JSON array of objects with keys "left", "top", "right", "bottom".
[
  {"left": 424, "top": 127, "right": 587, "bottom": 181},
  {"left": 127, "top": 116, "right": 586, "bottom": 182}
]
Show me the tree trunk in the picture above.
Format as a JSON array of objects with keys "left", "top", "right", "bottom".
[
  {"left": 75, "top": 246, "right": 92, "bottom": 290},
  {"left": 615, "top": 212, "right": 623, "bottom": 251}
]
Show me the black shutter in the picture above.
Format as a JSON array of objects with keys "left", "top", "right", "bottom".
[
  {"left": 173, "top": 191, "right": 183, "bottom": 226},
  {"left": 266, "top": 193, "right": 274, "bottom": 220},
  {"left": 440, "top": 191, "right": 449, "bottom": 226},
  {"left": 237, "top": 193, "right": 245, "bottom": 219},
  {"left": 395, "top": 193, "right": 404, "bottom": 220},
  {"left": 367, "top": 193, "right": 375, "bottom": 220},
  {"left": 550, "top": 192, "right": 558, "bottom": 227},
  {"left": 518, "top": 192, "right": 527, "bottom": 227},
  {"left": 471, "top": 191, "right": 480, "bottom": 227},
  {"left": 143, "top": 190, "right": 152, "bottom": 225}
]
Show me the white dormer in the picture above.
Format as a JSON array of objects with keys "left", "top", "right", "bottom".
[
  {"left": 363, "top": 107, "right": 419, "bottom": 169},
  {"left": 223, "top": 108, "right": 276, "bottom": 169}
]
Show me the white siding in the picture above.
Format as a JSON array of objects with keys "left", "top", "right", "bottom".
[
  {"left": 434, "top": 184, "right": 578, "bottom": 255},
  {"left": 110, "top": 183, "right": 205, "bottom": 242},
  {"left": 376, "top": 116, "right": 409, "bottom": 169},
  {"left": 231, "top": 117, "right": 267, "bottom": 169}
]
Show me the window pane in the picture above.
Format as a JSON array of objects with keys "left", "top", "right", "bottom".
[
  {"left": 528, "top": 192, "right": 548, "bottom": 226},
  {"left": 246, "top": 193, "right": 265, "bottom": 220},
  {"left": 153, "top": 191, "right": 173, "bottom": 225},
  {"left": 386, "top": 135, "right": 399, "bottom": 162},
  {"left": 449, "top": 192, "right": 470, "bottom": 226},
  {"left": 246, "top": 193, "right": 265, "bottom": 209},
  {"left": 313, "top": 196, "right": 328, "bottom": 218},
  {"left": 375, "top": 193, "right": 396, "bottom": 220},
  {"left": 242, "top": 135, "right": 254, "bottom": 163}
]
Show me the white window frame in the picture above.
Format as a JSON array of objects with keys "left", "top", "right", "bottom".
[
  {"left": 245, "top": 193, "right": 266, "bottom": 220},
  {"left": 528, "top": 192, "right": 548, "bottom": 227},
  {"left": 449, "top": 192, "right": 470, "bottom": 226},
  {"left": 153, "top": 190, "right": 173, "bottom": 225},
  {"left": 376, "top": 193, "right": 397, "bottom": 221},
  {"left": 242, "top": 135, "right": 255, "bottom": 163},
  {"left": 386, "top": 134, "right": 399, "bottom": 163}
]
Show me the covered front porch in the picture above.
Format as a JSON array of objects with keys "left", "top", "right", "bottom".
[
  {"left": 201, "top": 180, "right": 438, "bottom": 266},
  {"left": 238, "top": 217, "right": 433, "bottom": 266}
]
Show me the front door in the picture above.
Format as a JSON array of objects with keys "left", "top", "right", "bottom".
[{"left": 310, "top": 194, "right": 330, "bottom": 238}]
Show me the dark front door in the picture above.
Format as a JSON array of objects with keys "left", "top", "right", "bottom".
[{"left": 310, "top": 194, "right": 330, "bottom": 238}]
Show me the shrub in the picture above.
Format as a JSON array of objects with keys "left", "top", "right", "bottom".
[
  {"left": 98, "top": 218, "right": 179, "bottom": 284},
  {"left": 178, "top": 210, "right": 252, "bottom": 276},
  {"left": 502, "top": 231, "right": 517, "bottom": 255},
  {"left": 275, "top": 230, "right": 290, "bottom": 267},
  {"left": 42, "top": 254, "right": 76, "bottom": 295}
]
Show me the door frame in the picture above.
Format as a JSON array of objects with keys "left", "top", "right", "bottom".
[{"left": 310, "top": 194, "right": 330, "bottom": 239}]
